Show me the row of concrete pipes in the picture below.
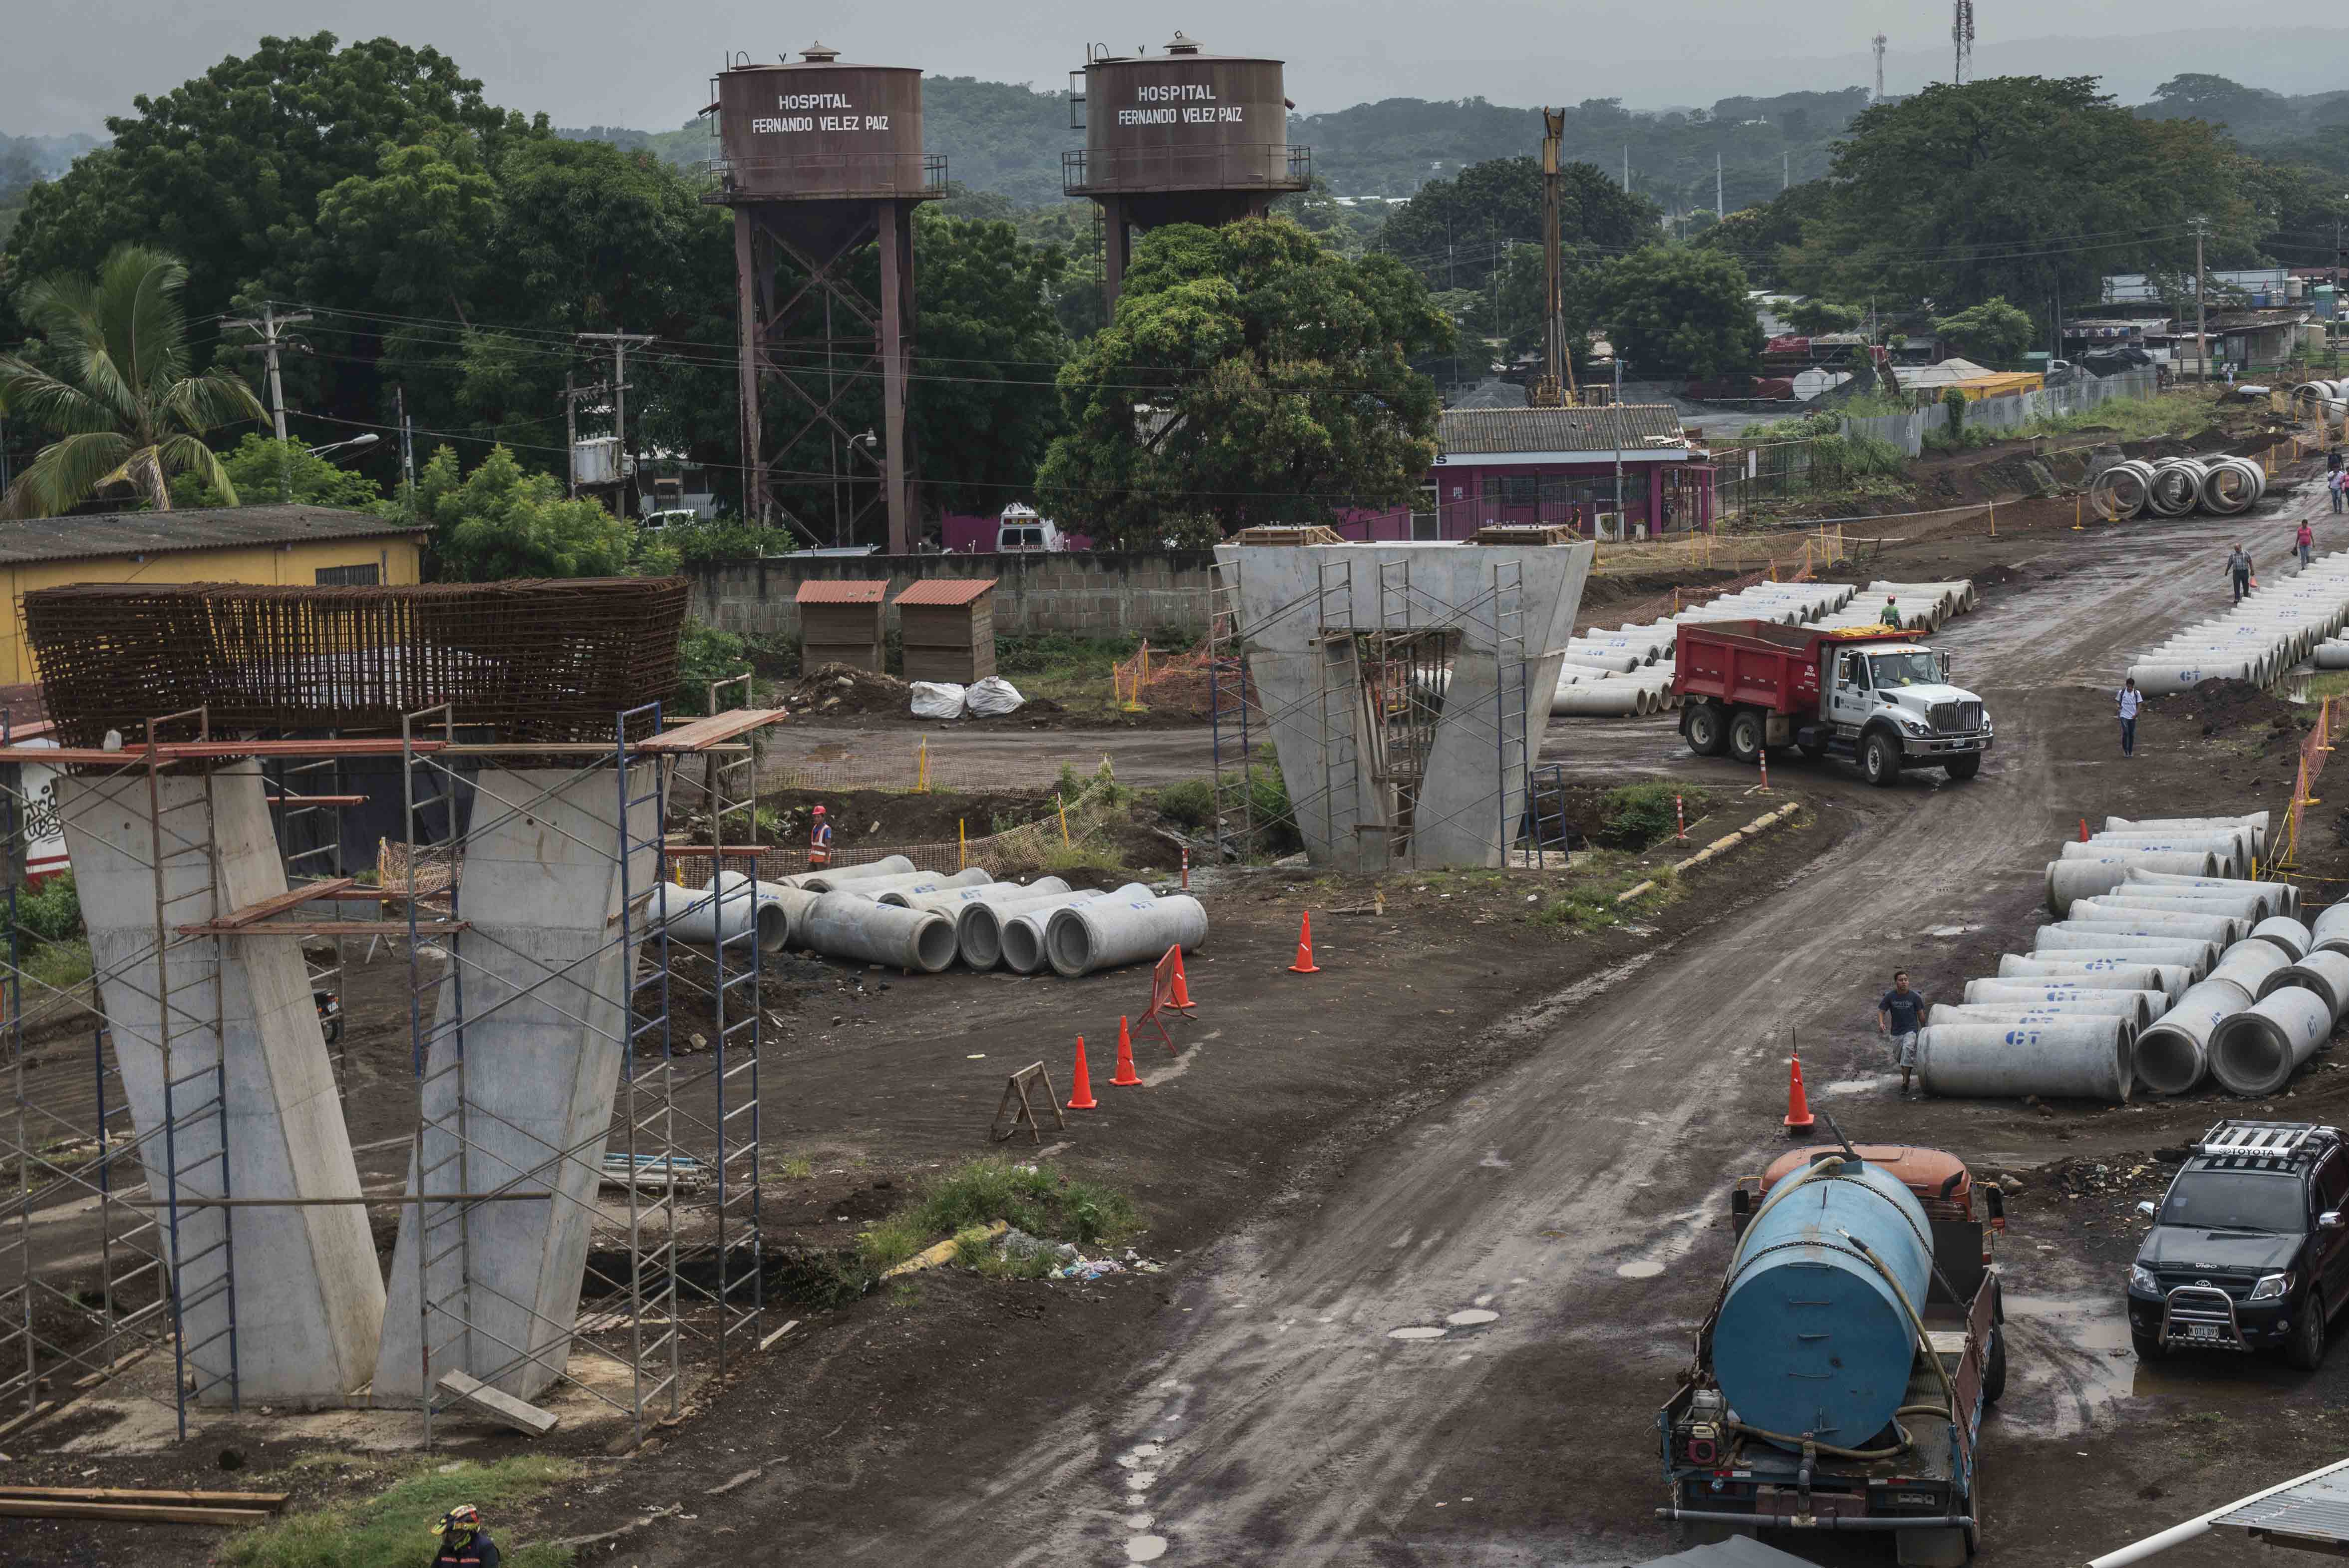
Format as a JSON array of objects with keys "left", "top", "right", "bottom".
[
  {"left": 645, "top": 856, "right": 1207, "bottom": 978},
  {"left": 2089, "top": 455, "right": 2268, "bottom": 522},
  {"left": 1548, "top": 578, "right": 1980, "bottom": 717},
  {"left": 2291, "top": 379, "right": 2349, "bottom": 434},
  {"left": 1913, "top": 811, "right": 2344, "bottom": 1103},
  {"left": 2126, "top": 549, "right": 2349, "bottom": 694}
]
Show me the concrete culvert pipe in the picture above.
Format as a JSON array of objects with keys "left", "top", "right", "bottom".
[
  {"left": 2247, "top": 916, "right": 2314, "bottom": 961},
  {"left": 2066, "top": 900, "right": 2247, "bottom": 943},
  {"left": 2034, "top": 927, "right": 2218, "bottom": 977},
  {"left": 2091, "top": 827, "right": 2255, "bottom": 864},
  {"left": 881, "top": 877, "right": 1067, "bottom": 912},
  {"left": 2127, "top": 869, "right": 2301, "bottom": 918},
  {"left": 2126, "top": 661, "right": 2260, "bottom": 698},
  {"left": 2059, "top": 915, "right": 2246, "bottom": 950},
  {"left": 2309, "top": 902, "right": 2349, "bottom": 957},
  {"left": 802, "top": 866, "right": 991, "bottom": 898},
  {"left": 958, "top": 887, "right": 1118, "bottom": 971},
  {"left": 2209, "top": 939, "right": 2292, "bottom": 998},
  {"left": 774, "top": 854, "right": 914, "bottom": 889},
  {"left": 1045, "top": 891, "right": 1210, "bottom": 979},
  {"left": 2107, "top": 814, "right": 2269, "bottom": 855},
  {"left": 646, "top": 874, "right": 791, "bottom": 954},
  {"left": 1970, "top": 970, "right": 2174, "bottom": 1000},
  {"left": 998, "top": 884, "right": 1156, "bottom": 975},
  {"left": 2093, "top": 461, "right": 2154, "bottom": 521},
  {"left": 2257, "top": 949, "right": 2349, "bottom": 1021},
  {"left": 2133, "top": 977, "right": 2255, "bottom": 1096},
  {"left": 2047, "top": 855, "right": 2220, "bottom": 916},
  {"left": 1939, "top": 987, "right": 2162, "bottom": 1026},
  {"left": 798, "top": 891, "right": 958, "bottom": 973},
  {"left": 2209, "top": 987, "right": 2335, "bottom": 1096},
  {"left": 1997, "top": 956, "right": 2188, "bottom": 1000},
  {"left": 2088, "top": 889, "right": 2273, "bottom": 923},
  {"left": 1559, "top": 649, "right": 1643, "bottom": 675},
  {"left": 2318, "top": 641, "right": 2349, "bottom": 670},
  {"left": 1917, "top": 1020, "right": 2133, "bottom": 1103}
]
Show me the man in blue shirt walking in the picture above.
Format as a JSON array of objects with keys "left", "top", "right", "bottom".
[{"left": 1878, "top": 970, "right": 1929, "bottom": 1095}]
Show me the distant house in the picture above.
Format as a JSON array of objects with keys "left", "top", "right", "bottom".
[{"left": 0, "top": 504, "right": 428, "bottom": 685}]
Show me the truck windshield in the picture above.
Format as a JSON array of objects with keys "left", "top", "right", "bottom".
[
  {"left": 2158, "top": 1172, "right": 2306, "bottom": 1233},
  {"left": 1868, "top": 652, "right": 1940, "bottom": 688}
]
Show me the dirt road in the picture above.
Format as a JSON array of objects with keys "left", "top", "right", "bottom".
[{"left": 732, "top": 484, "right": 2343, "bottom": 1568}]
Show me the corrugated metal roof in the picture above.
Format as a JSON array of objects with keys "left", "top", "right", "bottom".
[
  {"left": 1439, "top": 405, "right": 1688, "bottom": 456},
  {"left": 0, "top": 504, "right": 424, "bottom": 566},
  {"left": 892, "top": 578, "right": 996, "bottom": 606},
  {"left": 794, "top": 579, "right": 889, "bottom": 604},
  {"left": 2217, "top": 1465, "right": 2349, "bottom": 1545}
]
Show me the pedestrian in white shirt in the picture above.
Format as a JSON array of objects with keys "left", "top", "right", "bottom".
[{"left": 2116, "top": 676, "right": 2141, "bottom": 757}]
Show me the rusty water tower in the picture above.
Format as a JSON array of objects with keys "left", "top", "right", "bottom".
[
  {"left": 708, "top": 43, "right": 943, "bottom": 552},
  {"left": 1064, "top": 32, "right": 1310, "bottom": 313}
]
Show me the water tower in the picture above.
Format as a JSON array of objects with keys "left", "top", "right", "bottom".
[
  {"left": 1065, "top": 32, "right": 1311, "bottom": 313},
  {"left": 709, "top": 44, "right": 943, "bottom": 552}
]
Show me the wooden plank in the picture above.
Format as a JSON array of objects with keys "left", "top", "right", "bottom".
[
  {"left": 174, "top": 919, "right": 470, "bottom": 937},
  {"left": 636, "top": 709, "right": 790, "bottom": 753},
  {"left": 0, "top": 1485, "right": 287, "bottom": 1510},
  {"left": 436, "top": 1368, "right": 559, "bottom": 1436},
  {"left": 207, "top": 878, "right": 358, "bottom": 930},
  {"left": 0, "top": 1499, "right": 274, "bottom": 1525},
  {"left": 0, "top": 740, "right": 446, "bottom": 766},
  {"left": 660, "top": 842, "right": 772, "bottom": 855},
  {"left": 265, "top": 794, "right": 367, "bottom": 805}
]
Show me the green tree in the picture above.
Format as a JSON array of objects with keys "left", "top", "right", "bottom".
[
  {"left": 1690, "top": 181, "right": 1835, "bottom": 290},
  {"left": 398, "top": 445, "right": 636, "bottom": 579},
  {"left": 910, "top": 212, "right": 1072, "bottom": 513},
  {"left": 1035, "top": 218, "right": 1451, "bottom": 546},
  {"left": 1784, "top": 77, "right": 2266, "bottom": 316},
  {"left": 311, "top": 130, "right": 502, "bottom": 325},
  {"left": 1782, "top": 299, "right": 1864, "bottom": 335},
  {"left": 1375, "top": 157, "right": 1661, "bottom": 290},
  {"left": 0, "top": 246, "right": 267, "bottom": 517},
  {"left": 1587, "top": 246, "right": 1764, "bottom": 380},
  {"left": 169, "top": 433, "right": 384, "bottom": 510},
  {"left": 2140, "top": 74, "right": 2291, "bottom": 135},
  {"left": 1932, "top": 296, "right": 2037, "bottom": 366}
]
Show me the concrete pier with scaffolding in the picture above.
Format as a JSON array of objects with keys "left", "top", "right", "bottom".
[
  {"left": 1208, "top": 540, "right": 1591, "bottom": 870},
  {"left": 0, "top": 579, "right": 784, "bottom": 1448}
]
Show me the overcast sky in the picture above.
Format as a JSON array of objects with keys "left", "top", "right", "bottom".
[{"left": 9, "top": 0, "right": 2346, "bottom": 135}]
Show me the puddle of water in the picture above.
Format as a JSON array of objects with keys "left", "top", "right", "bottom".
[
  {"left": 1446, "top": 1308, "right": 1500, "bottom": 1326},
  {"left": 1388, "top": 1326, "right": 1448, "bottom": 1340},
  {"left": 1820, "top": 1077, "right": 1891, "bottom": 1098},
  {"left": 1617, "top": 1261, "right": 1666, "bottom": 1280},
  {"left": 1125, "top": 1514, "right": 1153, "bottom": 1531},
  {"left": 1926, "top": 924, "right": 1984, "bottom": 937},
  {"left": 1126, "top": 1536, "right": 1169, "bottom": 1563}
]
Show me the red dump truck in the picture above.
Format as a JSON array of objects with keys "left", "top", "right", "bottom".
[{"left": 1673, "top": 620, "right": 1994, "bottom": 786}]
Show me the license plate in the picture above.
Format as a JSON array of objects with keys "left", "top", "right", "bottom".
[{"left": 2189, "top": 1324, "right": 2221, "bottom": 1342}]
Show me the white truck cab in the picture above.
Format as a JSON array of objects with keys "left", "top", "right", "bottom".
[{"left": 1824, "top": 641, "right": 1993, "bottom": 784}]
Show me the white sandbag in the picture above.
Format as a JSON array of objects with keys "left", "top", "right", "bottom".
[
  {"left": 965, "top": 676, "right": 1025, "bottom": 716},
  {"left": 910, "top": 681, "right": 967, "bottom": 719}
]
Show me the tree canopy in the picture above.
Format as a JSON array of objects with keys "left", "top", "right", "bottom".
[
  {"left": 1932, "top": 297, "right": 2038, "bottom": 367},
  {"left": 398, "top": 444, "right": 635, "bottom": 579},
  {"left": 1588, "top": 246, "right": 1763, "bottom": 381},
  {"left": 1035, "top": 218, "right": 1451, "bottom": 546},
  {"left": 170, "top": 434, "right": 384, "bottom": 510},
  {"left": 0, "top": 246, "right": 266, "bottom": 516},
  {"left": 1374, "top": 157, "right": 1661, "bottom": 290}
]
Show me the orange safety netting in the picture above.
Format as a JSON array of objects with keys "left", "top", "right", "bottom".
[
  {"left": 1111, "top": 639, "right": 1229, "bottom": 718},
  {"left": 2272, "top": 696, "right": 2338, "bottom": 875}
]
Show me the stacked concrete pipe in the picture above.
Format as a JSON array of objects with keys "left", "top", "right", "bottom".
[
  {"left": 2246, "top": 916, "right": 2314, "bottom": 961},
  {"left": 2134, "top": 977, "right": 2257, "bottom": 1095},
  {"left": 797, "top": 890, "right": 958, "bottom": 973},
  {"left": 879, "top": 876, "right": 1068, "bottom": 912},
  {"left": 2209, "top": 987, "right": 2334, "bottom": 1095},
  {"left": 771, "top": 854, "right": 914, "bottom": 890},
  {"left": 1000, "top": 883, "right": 1161, "bottom": 974},
  {"left": 2256, "top": 949, "right": 2349, "bottom": 1017},
  {"left": 2045, "top": 851, "right": 2222, "bottom": 916},
  {"left": 1934, "top": 989, "right": 2160, "bottom": 1027},
  {"left": 2034, "top": 927, "right": 2218, "bottom": 978},
  {"left": 1045, "top": 889, "right": 1210, "bottom": 978},
  {"left": 2208, "top": 939, "right": 2291, "bottom": 998},
  {"left": 1916, "top": 1019, "right": 2133, "bottom": 1103},
  {"left": 2128, "top": 868, "right": 2301, "bottom": 920},
  {"left": 801, "top": 866, "right": 991, "bottom": 898},
  {"left": 647, "top": 872, "right": 792, "bottom": 953},
  {"left": 1997, "top": 955, "right": 2188, "bottom": 1001},
  {"left": 959, "top": 886, "right": 1126, "bottom": 970}
]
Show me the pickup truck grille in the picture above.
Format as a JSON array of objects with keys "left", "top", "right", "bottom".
[
  {"left": 2154, "top": 1269, "right": 2260, "bottom": 1301},
  {"left": 1929, "top": 700, "right": 1983, "bottom": 733}
]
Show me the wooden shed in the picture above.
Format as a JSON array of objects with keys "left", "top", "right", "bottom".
[
  {"left": 893, "top": 578, "right": 998, "bottom": 684},
  {"left": 796, "top": 580, "right": 889, "bottom": 673}
]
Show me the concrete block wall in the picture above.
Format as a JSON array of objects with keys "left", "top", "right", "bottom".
[{"left": 689, "top": 551, "right": 1214, "bottom": 646}]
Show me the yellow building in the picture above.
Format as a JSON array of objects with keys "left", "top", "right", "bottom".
[{"left": 0, "top": 504, "right": 428, "bottom": 686}]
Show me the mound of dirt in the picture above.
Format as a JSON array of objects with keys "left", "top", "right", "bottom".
[
  {"left": 2145, "top": 677, "right": 2300, "bottom": 739},
  {"left": 787, "top": 662, "right": 911, "bottom": 715}
]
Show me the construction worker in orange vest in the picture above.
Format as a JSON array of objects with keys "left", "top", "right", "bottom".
[
  {"left": 431, "top": 1504, "right": 502, "bottom": 1568},
  {"left": 808, "top": 804, "right": 833, "bottom": 870}
]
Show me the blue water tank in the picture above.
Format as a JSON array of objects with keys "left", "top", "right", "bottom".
[{"left": 1713, "top": 1157, "right": 1933, "bottom": 1450}]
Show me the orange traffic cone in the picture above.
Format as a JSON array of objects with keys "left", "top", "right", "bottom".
[
  {"left": 1067, "top": 1035, "right": 1098, "bottom": 1109},
  {"left": 1782, "top": 1053, "right": 1814, "bottom": 1134},
  {"left": 1287, "top": 911, "right": 1321, "bottom": 974},
  {"left": 1169, "top": 950, "right": 1194, "bottom": 1010},
  {"left": 1111, "top": 1018, "right": 1144, "bottom": 1086},
  {"left": 2078, "top": 817, "right": 2089, "bottom": 843}
]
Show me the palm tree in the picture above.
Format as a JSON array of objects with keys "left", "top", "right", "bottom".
[{"left": 0, "top": 245, "right": 267, "bottom": 518}]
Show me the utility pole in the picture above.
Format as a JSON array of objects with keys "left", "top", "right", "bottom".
[
  {"left": 1531, "top": 109, "right": 1577, "bottom": 408},
  {"left": 1716, "top": 152, "right": 1725, "bottom": 220},
  {"left": 224, "top": 302, "right": 312, "bottom": 442},
  {"left": 1612, "top": 353, "right": 1626, "bottom": 531},
  {"left": 1623, "top": 145, "right": 1630, "bottom": 193},
  {"left": 579, "top": 332, "right": 655, "bottom": 519},
  {"left": 394, "top": 385, "right": 415, "bottom": 505},
  {"left": 2194, "top": 217, "right": 2210, "bottom": 384},
  {"left": 1782, "top": 149, "right": 1790, "bottom": 191}
]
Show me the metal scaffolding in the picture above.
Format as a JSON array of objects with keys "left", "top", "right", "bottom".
[{"left": 0, "top": 699, "right": 781, "bottom": 1448}]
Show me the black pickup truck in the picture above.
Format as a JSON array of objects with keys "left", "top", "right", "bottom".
[{"left": 2127, "top": 1120, "right": 2349, "bottom": 1368}]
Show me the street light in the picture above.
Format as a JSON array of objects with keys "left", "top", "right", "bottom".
[{"left": 306, "top": 433, "right": 379, "bottom": 460}]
